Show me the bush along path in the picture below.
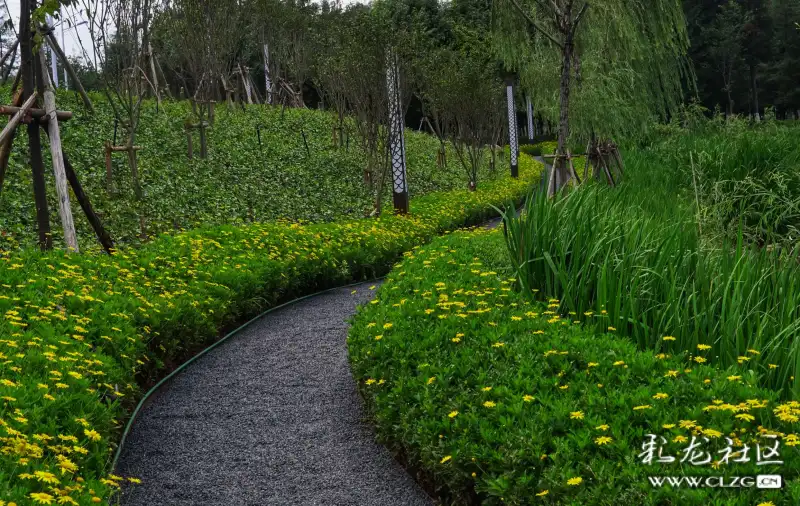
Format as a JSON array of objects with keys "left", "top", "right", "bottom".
[
  {"left": 348, "top": 228, "right": 800, "bottom": 506},
  {"left": 0, "top": 155, "right": 541, "bottom": 505},
  {"left": 115, "top": 282, "right": 434, "bottom": 505}
]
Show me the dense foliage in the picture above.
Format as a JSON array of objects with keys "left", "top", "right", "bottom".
[
  {"left": 0, "top": 154, "right": 541, "bottom": 505},
  {"left": 502, "top": 185, "right": 800, "bottom": 397},
  {"left": 0, "top": 89, "right": 501, "bottom": 251},
  {"left": 685, "top": 0, "right": 800, "bottom": 119},
  {"left": 349, "top": 228, "right": 800, "bottom": 505},
  {"left": 628, "top": 117, "right": 800, "bottom": 246}
]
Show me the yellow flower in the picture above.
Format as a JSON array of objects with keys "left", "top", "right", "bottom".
[
  {"left": 652, "top": 393, "right": 668, "bottom": 400},
  {"left": 595, "top": 436, "right": 613, "bottom": 445},
  {"left": 665, "top": 370, "right": 679, "bottom": 378},
  {"left": 693, "top": 356, "right": 707, "bottom": 363},
  {"left": 448, "top": 411, "right": 459, "bottom": 418},
  {"left": 374, "top": 335, "right": 383, "bottom": 341},
  {"left": 382, "top": 323, "right": 393, "bottom": 330},
  {"left": 673, "top": 435, "right": 688, "bottom": 443},
  {"left": 596, "top": 424, "right": 609, "bottom": 431},
  {"left": 570, "top": 411, "right": 584, "bottom": 420},
  {"left": 451, "top": 337, "right": 461, "bottom": 343},
  {"left": 769, "top": 364, "right": 778, "bottom": 369},
  {"left": 365, "top": 379, "right": 376, "bottom": 385},
  {"left": 34, "top": 471, "right": 59, "bottom": 484},
  {"left": 756, "top": 502, "right": 775, "bottom": 506},
  {"left": 663, "top": 336, "right": 676, "bottom": 341},
  {"left": 29, "top": 493, "right": 54, "bottom": 505},
  {"left": 483, "top": 401, "right": 496, "bottom": 408},
  {"left": 735, "top": 414, "right": 755, "bottom": 422},
  {"left": 663, "top": 424, "right": 676, "bottom": 429},
  {"left": 523, "top": 395, "right": 534, "bottom": 402},
  {"left": 566, "top": 477, "right": 583, "bottom": 486},
  {"left": 535, "top": 490, "right": 549, "bottom": 497},
  {"left": 608, "top": 326, "right": 616, "bottom": 331},
  {"left": 427, "top": 377, "right": 436, "bottom": 385},
  {"left": 697, "top": 344, "right": 711, "bottom": 350},
  {"left": 613, "top": 360, "right": 625, "bottom": 366},
  {"left": 727, "top": 375, "right": 742, "bottom": 381},
  {"left": 633, "top": 405, "right": 652, "bottom": 411},
  {"left": 440, "top": 455, "right": 452, "bottom": 464}
]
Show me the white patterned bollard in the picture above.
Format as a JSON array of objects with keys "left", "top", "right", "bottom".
[
  {"left": 386, "top": 50, "right": 409, "bottom": 213},
  {"left": 505, "top": 78, "right": 519, "bottom": 178}
]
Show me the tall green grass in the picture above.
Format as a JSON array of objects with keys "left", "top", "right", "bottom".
[
  {"left": 501, "top": 185, "right": 800, "bottom": 396},
  {"left": 626, "top": 120, "right": 800, "bottom": 245}
]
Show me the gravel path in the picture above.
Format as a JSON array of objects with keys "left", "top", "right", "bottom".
[{"left": 115, "top": 282, "right": 433, "bottom": 506}]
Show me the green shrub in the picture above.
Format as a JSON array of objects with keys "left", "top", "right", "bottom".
[
  {"left": 501, "top": 186, "right": 800, "bottom": 396},
  {"left": 349, "top": 228, "right": 800, "bottom": 505},
  {"left": 0, "top": 90, "right": 501, "bottom": 251},
  {"left": 0, "top": 155, "right": 541, "bottom": 505}
]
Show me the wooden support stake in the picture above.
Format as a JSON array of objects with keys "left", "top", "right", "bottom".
[
  {"left": 58, "top": 149, "right": 114, "bottom": 253},
  {"left": 42, "top": 30, "right": 93, "bottom": 113},
  {"left": 109, "top": 145, "right": 142, "bottom": 152},
  {"left": 567, "top": 149, "right": 581, "bottom": 185},
  {"left": 39, "top": 46, "right": 78, "bottom": 251},
  {"left": 0, "top": 93, "right": 36, "bottom": 146},
  {"left": 147, "top": 42, "right": 161, "bottom": 107},
  {"left": 0, "top": 105, "right": 72, "bottom": 121}
]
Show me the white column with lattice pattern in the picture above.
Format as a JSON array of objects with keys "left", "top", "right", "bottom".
[
  {"left": 386, "top": 50, "right": 409, "bottom": 213},
  {"left": 505, "top": 79, "right": 519, "bottom": 178}
]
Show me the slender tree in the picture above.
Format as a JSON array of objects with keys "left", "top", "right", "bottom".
[{"left": 493, "top": 0, "right": 691, "bottom": 194}]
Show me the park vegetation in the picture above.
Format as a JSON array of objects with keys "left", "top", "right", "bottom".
[{"left": 1, "top": 0, "right": 800, "bottom": 504}]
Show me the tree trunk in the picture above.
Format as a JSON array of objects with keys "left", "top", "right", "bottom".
[
  {"left": 727, "top": 88, "right": 733, "bottom": 118},
  {"left": 127, "top": 128, "right": 142, "bottom": 199},
  {"left": 148, "top": 42, "right": 161, "bottom": 107},
  {"left": 750, "top": 63, "right": 760, "bottom": 122},
  {"left": 0, "top": 90, "right": 23, "bottom": 197},
  {"left": 549, "top": 34, "right": 574, "bottom": 197},
  {"left": 21, "top": 0, "right": 52, "bottom": 250},
  {"left": 39, "top": 45, "right": 78, "bottom": 252}
]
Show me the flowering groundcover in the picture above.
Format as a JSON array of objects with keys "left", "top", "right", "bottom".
[
  {"left": 348, "top": 228, "right": 800, "bottom": 505},
  {"left": 0, "top": 155, "right": 541, "bottom": 505}
]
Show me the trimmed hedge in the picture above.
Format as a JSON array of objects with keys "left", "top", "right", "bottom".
[
  {"left": 0, "top": 155, "right": 541, "bottom": 505},
  {"left": 348, "top": 228, "right": 800, "bottom": 505}
]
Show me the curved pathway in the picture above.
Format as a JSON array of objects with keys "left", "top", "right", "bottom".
[{"left": 116, "top": 282, "right": 433, "bottom": 506}]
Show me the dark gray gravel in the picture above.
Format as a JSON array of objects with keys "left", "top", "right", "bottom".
[{"left": 116, "top": 282, "right": 433, "bottom": 506}]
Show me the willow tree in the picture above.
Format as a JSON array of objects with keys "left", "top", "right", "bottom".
[{"left": 493, "top": 0, "right": 692, "bottom": 194}]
